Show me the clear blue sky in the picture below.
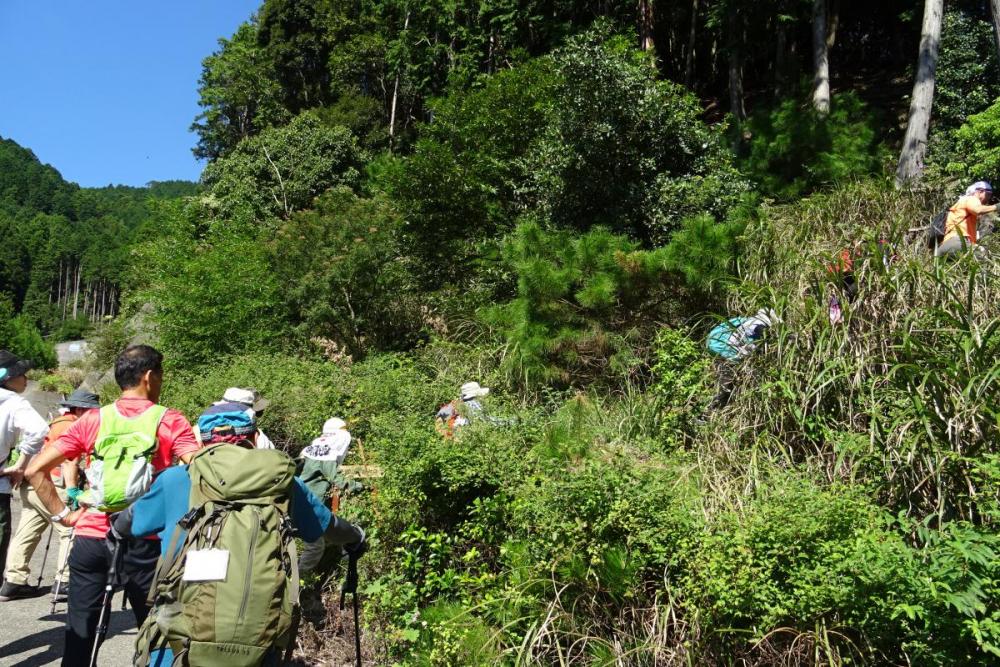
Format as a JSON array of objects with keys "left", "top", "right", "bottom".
[{"left": 0, "top": 1, "right": 261, "bottom": 187}]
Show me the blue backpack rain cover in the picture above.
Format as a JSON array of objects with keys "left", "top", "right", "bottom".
[
  {"left": 197, "top": 401, "right": 256, "bottom": 444},
  {"left": 707, "top": 318, "right": 746, "bottom": 360}
]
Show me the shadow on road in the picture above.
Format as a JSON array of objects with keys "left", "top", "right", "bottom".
[{"left": 0, "top": 609, "right": 133, "bottom": 666}]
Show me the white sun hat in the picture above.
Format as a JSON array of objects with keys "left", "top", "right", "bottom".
[{"left": 460, "top": 381, "right": 490, "bottom": 401}]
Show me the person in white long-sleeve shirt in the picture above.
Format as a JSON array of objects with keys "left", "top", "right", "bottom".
[{"left": 0, "top": 350, "right": 49, "bottom": 582}]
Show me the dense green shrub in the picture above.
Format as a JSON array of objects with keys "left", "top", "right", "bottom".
[
  {"left": 202, "top": 112, "right": 363, "bottom": 224},
  {"left": 484, "top": 222, "right": 675, "bottom": 387},
  {"left": 162, "top": 351, "right": 347, "bottom": 450},
  {"left": 681, "top": 478, "right": 923, "bottom": 662},
  {"left": 386, "top": 58, "right": 558, "bottom": 287},
  {"left": 934, "top": 9, "right": 1000, "bottom": 134},
  {"left": 0, "top": 294, "right": 56, "bottom": 369},
  {"left": 741, "top": 91, "right": 884, "bottom": 199},
  {"left": 272, "top": 187, "right": 422, "bottom": 358},
  {"left": 524, "top": 26, "right": 748, "bottom": 243},
  {"left": 948, "top": 98, "right": 1000, "bottom": 183},
  {"left": 141, "top": 233, "right": 288, "bottom": 368}
]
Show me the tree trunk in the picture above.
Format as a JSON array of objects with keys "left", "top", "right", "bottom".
[
  {"left": 72, "top": 262, "right": 81, "bottom": 319},
  {"left": 895, "top": 0, "right": 944, "bottom": 188},
  {"left": 388, "top": 10, "right": 411, "bottom": 149},
  {"left": 727, "top": 10, "right": 746, "bottom": 121},
  {"left": 639, "top": 0, "right": 656, "bottom": 54},
  {"left": 812, "top": 0, "right": 831, "bottom": 115},
  {"left": 684, "top": 0, "right": 699, "bottom": 86},
  {"left": 989, "top": 0, "right": 1000, "bottom": 66}
]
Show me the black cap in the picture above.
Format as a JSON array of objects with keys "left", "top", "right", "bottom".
[
  {"left": 59, "top": 389, "right": 101, "bottom": 409},
  {"left": 0, "top": 350, "right": 32, "bottom": 384}
]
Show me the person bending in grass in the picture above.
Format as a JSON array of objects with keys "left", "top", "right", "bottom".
[
  {"left": 705, "top": 309, "right": 778, "bottom": 411},
  {"left": 936, "top": 181, "right": 997, "bottom": 258}
]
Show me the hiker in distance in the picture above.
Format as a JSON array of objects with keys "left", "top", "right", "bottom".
[
  {"left": 110, "top": 402, "right": 366, "bottom": 666},
  {"left": 705, "top": 309, "right": 779, "bottom": 411},
  {"left": 25, "top": 344, "right": 200, "bottom": 667},
  {"left": 0, "top": 350, "right": 49, "bottom": 585},
  {"left": 0, "top": 389, "right": 100, "bottom": 602},
  {"left": 435, "top": 381, "right": 508, "bottom": 437},
  {"left": 299, "top": 416, "right": 354, "bottom": 575},
  {"left": 935, "top": 181, "right": 997, "bottom": 257}
]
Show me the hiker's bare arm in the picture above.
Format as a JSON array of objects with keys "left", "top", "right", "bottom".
[
  {"left": 969, "top": 202, "right": 997, "bottom": 214},
  {"left": 26, "top": 447, "right": 81, "bottom": 524},
  {"left": 179, "top": 451, "right": 195, "bottom": 464},
  {"left": 62, "top": 460, "right": 80, "bottom": 488}
]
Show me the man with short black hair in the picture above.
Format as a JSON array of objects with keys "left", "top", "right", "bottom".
[{"left": 26, "top": 344, "right": 200, "bottom": 667}]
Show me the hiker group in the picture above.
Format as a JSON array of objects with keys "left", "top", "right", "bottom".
[
  {"left": 704, "top": 180, "right": 996, "bottom": 410},
  {"left": 0, "top": 345, "right": 365, "bottom": 666}
]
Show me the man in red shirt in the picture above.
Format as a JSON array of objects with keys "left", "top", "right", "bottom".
[{"left": 26, "top": 345, "right": 200, "bottom": 667}]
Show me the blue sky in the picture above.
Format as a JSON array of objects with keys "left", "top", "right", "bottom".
[{"left": 0, "top": 1, "right": 261, "bottom": 187}]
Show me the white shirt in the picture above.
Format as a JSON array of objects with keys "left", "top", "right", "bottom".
[
  {"left": 0, "top": 388, "right": 48, "bottom": 494},
  {"left": 256, "top": 430, "right": 275, "bottom": 450}
]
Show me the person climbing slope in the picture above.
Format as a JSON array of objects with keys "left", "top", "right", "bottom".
[
  {"left": 0, "top": 350, "right": 48, "bottom": 588},
  {"left": 706, "top": 309, "right": 778, "bottom": 410},
  {"left": 1, "top": 389, "right": 99, "bottom": 602},
  {"left": 935, "top": 181, "right": 997, "bottom": 257},
  {"left": 25, "top": 344, "right": 200, "bottom": 667},
  {"left": 113, "top": 402, "right": 366, "bottom": 666},
  {"left": 298, "top": 417, "right": 354, "bottom": 575}
]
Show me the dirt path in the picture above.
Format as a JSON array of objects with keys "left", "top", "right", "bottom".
[{"left": 1, "top": 363, "right": 136, "bottom": 665}]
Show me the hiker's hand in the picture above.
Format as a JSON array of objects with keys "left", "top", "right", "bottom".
[
  {"left": 59, "top": 508, "right": 84, "bottom": 527},
  {"left": 105, "top": 521, "right": 124, "bottom": 554},
  {"left": 1, "top": 467, "right": 24, "bottom": 489},
  {"left": 66, "top": 486, "right": 83, "bottom": 510},
  {"left": 344, "top": 536, "right": 368, "bottom": 561}
]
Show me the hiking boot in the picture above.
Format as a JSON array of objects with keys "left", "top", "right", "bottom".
[
  {"left": 0, "top": 581, "right": 35, "bottom": 601},
  {"left": 51, "top": 582, "right": 69, "bottom": 602}
]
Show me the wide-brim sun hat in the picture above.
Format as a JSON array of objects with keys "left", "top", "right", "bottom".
[
  {"left": 60, "top": 389, "right": 101, "bottom": 409},
  {"left": 460, "top": 381, "right": 490, "bottom": 401},
  {"left": 322, "top": 417, "right": 348, "bottom": 434},
  {"left": 222, "top": 387, "right": 270, "bottom": 412},
  {"left": 0, "top": 350, "right": 32, "bottom": 384}
]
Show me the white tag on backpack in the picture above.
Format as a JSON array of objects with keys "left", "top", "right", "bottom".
[{"left": 182, "top": 549, "right": 230, "bottom": 582}]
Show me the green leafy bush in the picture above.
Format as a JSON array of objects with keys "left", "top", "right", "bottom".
[
  {"left": 0, "top": 294, "right": 56, "bottom": 369},
  {"left": 141, "top": 233, "right": 288, "bottom": 368},
  {"left": 741, "top": 91, "right": 884, "bottom": 199},
  {"left": 524, "top": 26, "right": 748, "bottom": 242},
  {"left": 272, "top": 187, "right": 422, "bottom": 358},
  {"left": 202, "top": 112, "right": 363, "bottom": 224},
  {"left": 948, "top": 98, "right": 1000, "bottom": 183}
]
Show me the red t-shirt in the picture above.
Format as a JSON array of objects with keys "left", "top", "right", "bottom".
[{"left": 55, "top": 397, "right": 200, "bottom": 539}]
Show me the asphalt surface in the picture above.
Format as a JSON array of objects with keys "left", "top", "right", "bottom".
[{"left": 1, "top": 380, "right": 136, "bottom": 666}]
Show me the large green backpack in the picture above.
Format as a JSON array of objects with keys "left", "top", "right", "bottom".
[
  {"left": 135, "top": 444, "right": 300, "bottom": 667},
  {"left": 80, "top": 404, "right": 167, "bottom": 513}
]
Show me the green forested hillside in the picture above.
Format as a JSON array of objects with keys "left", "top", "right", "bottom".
[
  {"left": 15, "top": 0, "right": 1000, "bottom": 664},
  {"left": 0, "top": 137, "right": 197, "bottom": 359}
]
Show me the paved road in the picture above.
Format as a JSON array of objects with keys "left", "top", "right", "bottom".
[{"left": 0, "top": 383, "right": 136, "bottom": 666}]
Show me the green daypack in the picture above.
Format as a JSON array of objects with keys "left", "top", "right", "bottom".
[
  {"left": 135, "top": 444, "right": 300, "bottom": 667},
  {"left": 80, "top": 404, "right": 167, "bottom": 513}
]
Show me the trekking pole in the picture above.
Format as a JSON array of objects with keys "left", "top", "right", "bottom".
[
  {"left": 89, "top": 538, "right": 122, "bottom": 667},
  {"left": 50, "top": 533, "right": 75, "bottom": 615},
  {"left": 36, "top": 525, "right": 54, "bottom": 587},
  {"left": 340, "top": 551, "right": 362, "bottom": 667}
]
